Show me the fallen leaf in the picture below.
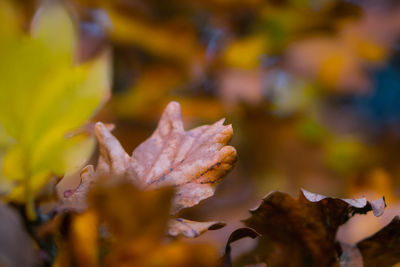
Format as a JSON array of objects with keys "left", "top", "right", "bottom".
[
  {"left": 356, "top": 215, "right": 400, "bottom": 267},
  {"left": 63, "top": 101, "right": 237, "bottom": 237},
  {"left": 222, "top": 228, "right": 260, "bottom": 267},
  {"left": 224, "top": 189, "right": 385, "bottom": 267}
]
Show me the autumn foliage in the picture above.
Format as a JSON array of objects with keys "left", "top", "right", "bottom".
[{"left": 1, "top": 0, "right": 400, "bottom": 267}]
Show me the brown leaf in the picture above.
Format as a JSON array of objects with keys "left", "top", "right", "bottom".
[
  {"left": 56, "top": 181, "right": 220, "bottom": 267},
  {"left": 89, "top": 179, "right": 173, "bottom": 242},
  {"left": 222, "top": 228, "right": 260, "bottom": 267},
  {"left": 63, "top": 101, "right": 237, "bottom": 236},
  {"left": 62, "top": 165, "right": 96, "bottom": 212},
  {"left": 225, "top": 189, "right": 385, "bottom": 267},
  {"left": 339, "top": 215, "right": 400, "bottom": 267},
  {"left": 356, "top": 215, "right": 400, "bottom": 267},
  {"left": 167, "top": 218, "right": 225, "bottom": 238}
]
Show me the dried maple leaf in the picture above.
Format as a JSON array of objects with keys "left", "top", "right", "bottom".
[
  {"left": 224, "top": 189, "right": 386, "bottom": 267},
  {"left": 63, "top": 101, "right": 237, "bottom": 237},
  {"left": 340, "top": 215, "right": 400, "bottom": 267}
]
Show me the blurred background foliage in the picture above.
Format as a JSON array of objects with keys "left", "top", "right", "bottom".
[{"left": 2, "top": 0, "right": 400, "bottom": 257}]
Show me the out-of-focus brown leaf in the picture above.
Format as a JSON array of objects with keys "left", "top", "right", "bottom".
[
  {"left": 56, "top": 181, "right": 219, "bottom": 267},
  {"left": 356, "top": 215, "right": 400, "bottom": 267},
  {"left": 89, "top": 179, "right": 173, "bottom": 242},
  {"left": 225, "top": 189, "right": 385, "bottom": 267},
  {"left": 63, "top": 101, "right": 237, "bottom": 237},
  {"left": 0, "top": 202, "right": 37, "bottom": 267},
  {"left": 222, "top": 228, "right": 260, "bottom": 267},
  {"left": 339, "top": 215, "right": 400, "bottom": 267}
]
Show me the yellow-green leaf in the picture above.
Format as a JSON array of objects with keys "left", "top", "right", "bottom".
[
  {"left": 0, "top": 2, "right": 111, "bottom": 209},
  {"left": 31, "top": 3, "right": 77, "bottom": 63}
]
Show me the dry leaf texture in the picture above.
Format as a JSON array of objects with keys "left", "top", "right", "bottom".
[
  {"left": 63, "top": 101, "right": 237, "bottom": 237},
  {"left": 64, "top": 101, "right": 236, "bottom": 212},
  {"left": 224, "top": 189, "right": 385, "bottom": 267}
]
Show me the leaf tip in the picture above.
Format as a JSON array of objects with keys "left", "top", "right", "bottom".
[{"left": 371, "top": 196, "right": 386, "bottom": 217}]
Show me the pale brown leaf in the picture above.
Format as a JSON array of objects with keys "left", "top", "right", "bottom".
[
  {"left": 62, "top": 101, "right": 237, "bottom": 236},
  {"left": 167, "top": 218, "right": 225, "bottom": 238}
]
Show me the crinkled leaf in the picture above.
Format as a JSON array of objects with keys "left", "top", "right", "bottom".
[
  {"left": 64, "top": 101, "right": 237, "bottom": 237},
  {"left": 224, "top": 189, "right": 385, "bottom": 267},
  {"left": 222, "top": 228, "right": 260, "bottom": 267}
]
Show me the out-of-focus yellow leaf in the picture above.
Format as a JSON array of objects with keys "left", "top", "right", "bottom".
[
  {"left": 31, "top": 3, "right": 77, "bottom": 62},
  {"left": 0, "top": 2, "right": 111, "bottom": 211},
  {"left": 319, "top": 52, "right": 344, "bottom": 86},
  {"left": 325, "top": 138, "right": 366, "bottom": 174},
  {"left": 108, "top": 10, "right": 198, "bottom": 61},
  {"left": 52, "top": 210, "right": 98, "bottom": 267},
  {"left": 356, "top": 40, "right": 386, "bottom": 62},
  {"left": 70, "top": 210, "right": 98, "bottom": 267},
  {"left": 296, "top": 118, "right": 329, "bottom": 144},
  {"left": 223, "top": 36, "right": 266, "bottom": 69}
]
